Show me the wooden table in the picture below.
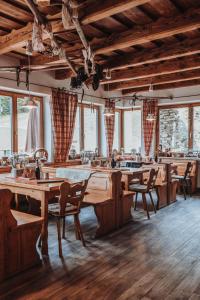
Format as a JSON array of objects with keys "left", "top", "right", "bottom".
[
  {"left": 0, "top": 174, "right": 62, "bottom": 256},
  {"left": 120, "top": 167, "right": 150, "bottom": 190},
  {"left": 0, "top": 167, "right": 146, "bottom": 257}
]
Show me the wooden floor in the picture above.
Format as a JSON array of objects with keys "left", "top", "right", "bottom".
[{"left": 1, "top": 195, "right": 200, "bottom": 300}]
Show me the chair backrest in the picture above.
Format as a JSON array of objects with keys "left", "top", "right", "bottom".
[
  {"left": 146, "top": 168, "right": 159, "bottom": 191},
  {"left": 59, "top": 180, "right": 88, "bottom": 216},
  {"left": 184, "top": 162, "right": 193, "bottom": 179}
]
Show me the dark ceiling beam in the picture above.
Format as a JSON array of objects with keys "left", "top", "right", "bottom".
[{"left": 122, "top": 79, "right": 200, "bottom": 94}]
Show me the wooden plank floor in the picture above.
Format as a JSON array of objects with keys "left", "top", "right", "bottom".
[{"left": 1, "top": 196, "right": 200, "bottom": 300}]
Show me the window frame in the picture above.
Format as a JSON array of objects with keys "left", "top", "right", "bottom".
[
  {"left": 74, "top": 103, "right": 101, "bottom": 154},
  {"left": 121, "top": 107, "right": 142, "bottom": 152},
  {"left": 0, "top": 90, "right": 44, "bottom": 154},
  {"left": 72, "top": 104, "right": 123, "bottom": 155},
  {"left": 112, "top": 109, "right": 121, "bottom": 151},
  {"left": 156, "top": 103, "right": 200, "bottom": 152}
]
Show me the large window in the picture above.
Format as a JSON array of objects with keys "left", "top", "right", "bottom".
[
  {"left": 0, "top": 95, "right": 12, "bottom": 157},
  {"left": 84, "top": 107, "right": 98, "bottom": 151},
  {"left": 124, "top": 110, "right": 141, "bottom": 153},
  {"left": 193, "top": 106, "right": 200, "bottom": 150},
  {"left": 0, "top": 91, "right": 43, "bottom": 157},
  {"left": 17, "top": 97, "right": 41, "bottom": 153},
  {"left": 70, "top": 105, "right": 100, "bottom": 153},
  {"left": 113, "top": 111, "right": 120, "bottom": 151},
  {"left": 158, "top": 104, "right": 200, "bottom": 152},
  {"left": 71, "top": 107, "right": 80, "bottom": 153},
  {"left": 159, "top": 107, "right": 189, "bottom": 152}
]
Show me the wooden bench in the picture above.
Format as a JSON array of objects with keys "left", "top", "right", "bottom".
[
  {"left": 45, "top": 167, "right": 135, "bottom": 237},
  {"left": 0, "top": 189, "right": 43, "bottom": 282}
]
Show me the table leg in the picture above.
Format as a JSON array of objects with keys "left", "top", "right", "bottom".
[
  {"left": 40, "top": 193, "right": 49, "bottom": 256},
  {"left": 94, "top": 201, "right": 116, "bottom": 237},
  {"left": 15, "top": 194, "right": 20, "bottom": 210}
]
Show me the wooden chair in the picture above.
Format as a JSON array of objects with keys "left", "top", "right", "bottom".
[
  {"left": 48, "top": 180, "right": 88, "bottom": 257},
  {"left": 171, "top": 162, "right": 193, "bottom": 200},
  {"left": 129, "top": 168, "right": 159, "bottom": 219}
]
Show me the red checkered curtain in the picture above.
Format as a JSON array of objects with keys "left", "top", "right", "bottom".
[
  {"left": 143, "top": 99, "right": 158, "bottom": 156},
  {"left": 104, "top": 100, "right": 115, "bottom": 157},
  {"left": 50, "top": 89, "right": 78, "bottom": 162}
]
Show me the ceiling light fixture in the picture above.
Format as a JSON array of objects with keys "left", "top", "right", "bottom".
[
  {"left": 22, "top": 96, "right": 38, "bottom": 108},
  {"left": 104, "top": 99, "right": 115, "bottom": 117},
  {"left": 103, "top": 106, "right": 115, "bottom": 117},
  {"left": 105, "top": 68, "right": 112, "bottom": 80},
  {"left": 149, "top": 82, "right": 154, "bottom": 93},
  {"left": 146, "top": 113, "right": 156, "bottom": 122}
]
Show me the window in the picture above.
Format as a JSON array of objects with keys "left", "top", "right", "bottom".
[
  {"left": 113, "top": 111, "right": 120, "bottom": 151},
  {"left": 70, "top": 105, "right": 100, "bottom": 154},
  {"left": 193, "top": 106, "right": 200, "bottom": 150},
  {"left": 84, "top": 107, "right": 98, "bottom": 151},
  {"left": 17, "top": 97, "right": 40, "bottom": 153},
  {"left": 124, "top": 110, "right": 141, "bottom": 153},
  {"left": 159, "top": 107, "right": 189, "bottom": 152},
  {"left": 0, "top": 91, "right": 43, "bottom": 157},
  {"left": 71, "top": 107, "right": 80, "bottom": 153},
  {"left": 0, "top": 95, "right": 12, "bottom": 157}
]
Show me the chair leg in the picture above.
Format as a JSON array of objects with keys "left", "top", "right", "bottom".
[
  {"left": 134, "top": 192, "right": 138, "bottom": 210},
  {"left": 182, "top": 180, "right": 187, "bottom": 200},
  {"left": 38, "top": 235, "right": 42, "bottom": 248},
  {"left": 56, "top": 218, "right": 63, "bottom": 257},
  {"left": 189, "top": 179, "right": 192, "bottom": 197},
  {"left": 155, "top": 188, "right": 160, "bottom": 210},
  {"left": 142, "top": 193, "right": 150, "bottom": 219},
  {"left": 62, "top": 217, "right": 66, "bottom": 239},
  {"left": 149, "top": 191, "right": 156, "bottom": 214},
  {"left": 74, "top": 214, "right": 86, "bottom": 247},
  {"left": 74, "top": 215, "right": 81, "bottom": 240},
  {"left": 186, "top": 179, "right": 192, "bottom": 197}
]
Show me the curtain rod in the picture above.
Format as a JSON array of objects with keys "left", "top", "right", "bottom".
[
  {"left": 1, "top": 75, "right": 200, "bottom": 101},
  {"left": 0, "top": 76, "right": 108, "bottom": 101}
]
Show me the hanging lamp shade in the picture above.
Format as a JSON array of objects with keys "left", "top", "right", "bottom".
[{"left": 22, "top": 97, "right": 38, "bottom": 109}]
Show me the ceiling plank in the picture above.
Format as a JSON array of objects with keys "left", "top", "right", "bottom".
[
  {"left": 93, "top": 8, "right": 200, "bottom": 54},
  {"left": 107, "top": 69, "right": 200, "bottom": 91},
  {"left": 103, "top": 37, "right": 200, "bottom": 71},
  {"left": 100, "top": 55, "right": 200, "bottom": 84},
  {"left": 122, "top": 79, "right": 200, "bottom": 94},
  {"left": 0, "top": 0, "right": 151, "bottom": 56},
  {"left": 0, "top": 1, "right": 33, "bottom": 22},
  {"left": 81, "top": 0, "right": 151, "bottom": 24},
  {"left": 0, "top": 20, "right": 64, "bottom": 55}
]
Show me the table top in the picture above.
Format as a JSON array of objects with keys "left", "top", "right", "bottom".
[
  {"left": 43, "top": 164, "right": 151, "bottom": 175},
  {"left": 0, "top": 174, "right": 65, "bottom": 192},
  {"left": 0, "top": 166, "right": 150, "bottom": 192}
]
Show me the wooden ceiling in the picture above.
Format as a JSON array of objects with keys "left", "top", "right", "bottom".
[{"left": 1, "top": 0, "right": 200, "bottom": 94}]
